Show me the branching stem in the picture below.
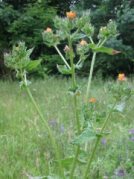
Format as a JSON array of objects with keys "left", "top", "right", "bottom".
[
  {"left": 54, "top": 45, "right": 71, "bottom": 69},
  {"left": 83, "top": 103, "right": 116, "bottom": 179},
  {"left": 68, "top": 38, "right": 81, "bottom": 179}
]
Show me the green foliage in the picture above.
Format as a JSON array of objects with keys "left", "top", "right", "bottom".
[
  {"left": 74, "top": 0, "right": 134, "bottom": 77},
  {"left": 0, "top": 0, "right": 57, "bottom": 77},
  {"left": 4, "top": 42, "right": 41, "bottom": 80},
  {"left": 57, "top": 65, "right": 72, "bottom": 75},
  {"left": 8, "top": 2, "right": 56, "bottom": 46},
  {"left": 72, "top": 126, "right": 96, "bottom": 145}
]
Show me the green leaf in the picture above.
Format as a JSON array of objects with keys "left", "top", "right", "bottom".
[
  {"left": 71, "top": 33, "right": 86, "bottom": 41},
  {"left": 26, "top": 59, "right": 42, "bottom": 71},
  {"left": 57, "top": 65, "right": 72, "bottom": 75},
  {"left": 72, "top": 127, "right": 96, "bottom": 145},
  {"left": 26, "top": 47, "right": 34, "bottom": 59},
  {"left": 89, "top": 44, "right": 121, "bottom": 55}
]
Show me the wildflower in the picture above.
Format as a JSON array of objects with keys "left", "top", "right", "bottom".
[
  {"left": 79, "top": 40, "right": 87, "bottom": 46},
  {"left": 44, "top": 27, "right": 52, "bottom": 33},
  {"left": 64, "top": 45, "right": 70, "bottom": 52},
  {"left": 101, "top": 138, "right": 107, "bottom": 145},
  {"left": 89, "top": 97, "right": 96, "bottom": 103},
  {"left": 129, "top": 136, "right": 134, "bottom": 142},
  {"left": 117, "top": 73, "right": 126, "bottom": 81},
  {"left": 115, "top": 168, "right": 125, "bottom": 177},
  {"left": 66, "top": 11, "right": 76, "bottom": 20},
  {"left": 128, "top": 129, "right": 134, "bottom": 135}
]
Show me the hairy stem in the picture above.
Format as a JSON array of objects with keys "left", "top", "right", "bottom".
[
  {"left": 54, "top": 45, "right": 71, "bottom": 69},
  {"left": 83, "top": 103, "right": 116, "bottom": 179},
  {"left": 25, "top": 85, "right": 65, "bottom": 178},
  {"left": 68, "top": 38, "right": 81, "bottom": 179},
  {"left": 86, "top": 52, "right": 97, "bottom": 102}
]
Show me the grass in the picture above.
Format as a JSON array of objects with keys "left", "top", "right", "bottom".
[{"left": 0, "top": 77, "right": 134, "bottom": 179}]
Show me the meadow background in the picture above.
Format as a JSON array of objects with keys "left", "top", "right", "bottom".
[{"left": 0, "top": 78, "right": 134, "bottom": 178}]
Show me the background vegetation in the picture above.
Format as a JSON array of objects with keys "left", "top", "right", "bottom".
[{"left": 0, "top": 0, "right": 134, "bottom": 77}]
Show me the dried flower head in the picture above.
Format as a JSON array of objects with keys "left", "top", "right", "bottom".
[
  {"left": 118, "top": 73, "right": 126, "bottom": 81},
  {"left": 66, "top": 11, "right": 76, "bottom": 20},
  {"left": 45, "top": 27, "right": 52, "bottom": 33},
  {"left": 64, "top": 45, "right": 70, "bottom": 52},
  {"left": 112, "top": 50, "right": 121, "bottom": 55},
  {"left": 79, "top": 40, "right": 87, "bottom": 46},
  {"left": 89, "top": 97, "right": 96, "bottom": 103}
]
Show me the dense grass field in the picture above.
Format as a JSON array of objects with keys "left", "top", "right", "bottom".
[{"left": 0, "top": 77, "right": 134, "bottom": 179}]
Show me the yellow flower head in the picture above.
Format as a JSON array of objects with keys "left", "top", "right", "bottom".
[
  {"left": 118, "top": 73, "right": 126, "bottom": 81},
  {"left": 45, "top": 27, "right": 52, "bottom": 33},
  {"left": 66, "top": 11, "right": 76, "bottom": 20},
  {"left": 79, "top": 40, "right": 87, "bottom": 46},
  {"left": 89, "top": 97, "right": 96, "bottom": 103}
]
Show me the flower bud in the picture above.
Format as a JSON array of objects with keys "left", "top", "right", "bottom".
[
  {"left": 44, "top": 27, "right": 52, "bottom": 33},
  {"left": 64, "top": 45, "right": 70, "bottom": 52},
  {"left": 79, "top": 40, "right": 87, "bottom": 46},
  {"left": 117, "top": 73, "right": 126, "bottom": 81},
  {"left": 66, "top": 11, "right": 76, "bottom": 20},
  {"left": 82, "top": 23, "right": 94, "bottom": 37},
  {"left": 89, "top": 97, "right": 96, "bottom": 103}
]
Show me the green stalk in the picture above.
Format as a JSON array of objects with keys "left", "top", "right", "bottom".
[
  {"left": 85, "top": 52, "right": 97, "bottom": 102},
  {"left": 54, "top": 45, "right": 71, "bottom": 69},
  {"left": 68, "top": 38, "right": 81, "bottom": 179},
  {"left": 82, "top": 103, "right": 116, "bottom": 179},
  {"left": 24, "top": 84, "right": 65, "bottom": 178}
]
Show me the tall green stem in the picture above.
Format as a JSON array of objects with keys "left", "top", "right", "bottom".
[
  {"left": 68, "top": 38, "right": 81, "bottom": 179},
  {"left": 86, "top": 52, "right": 97, "bottom": 102},
  {"left": 24, "top": 85, "right": 65, "bottom": 178},
  {"left": 68, "top": 38, "right": 81, "bottom": 133},
  {"left": 83, "top": 103, "right": 116, "bottom": 179}
]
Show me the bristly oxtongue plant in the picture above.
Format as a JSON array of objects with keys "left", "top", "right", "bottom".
[{"left": 4, "top": 11, "right": 132, "bottom": 179}]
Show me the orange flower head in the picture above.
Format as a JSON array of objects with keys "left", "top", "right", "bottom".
[
  {"left": 118, "top": 73, "right": 126, "bottom": 81},
  {"left": 89, "top": 97, "right": 96, "bottom": 103},
  {"left": 66, "top": 11, "right": 76, "bottom": 20},
  {"left": 45, "top": 27, "right": 52, "bottom": 33},
  {"left": 79, "top": 40, "right": 87, "bottom": 46}
]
